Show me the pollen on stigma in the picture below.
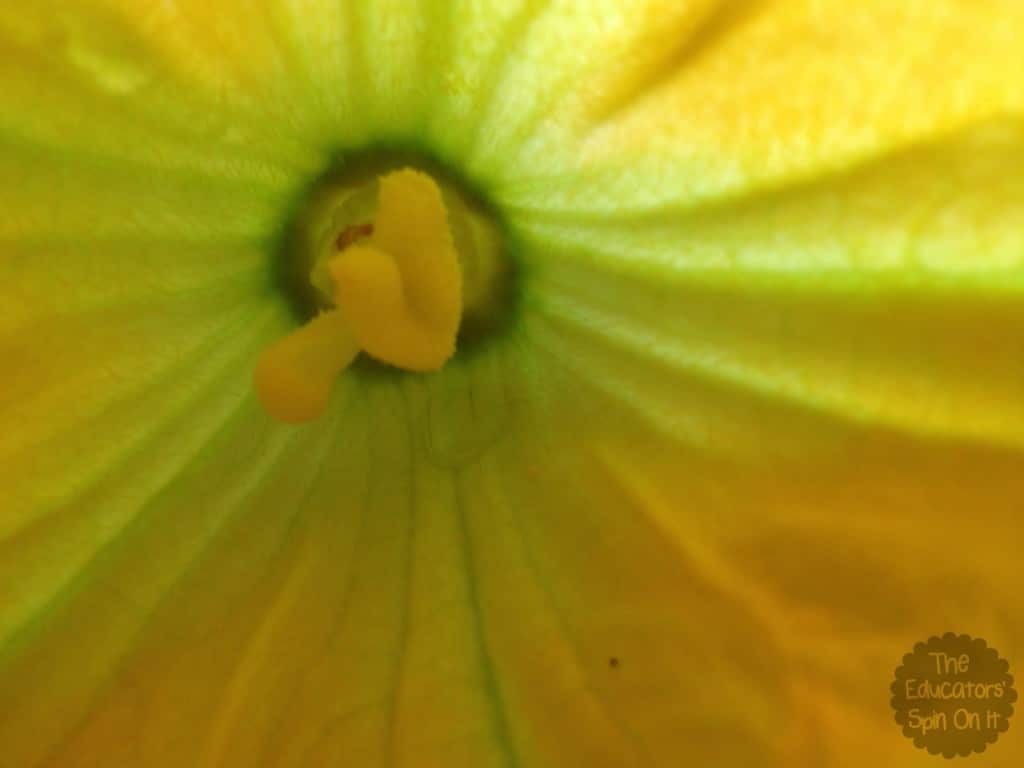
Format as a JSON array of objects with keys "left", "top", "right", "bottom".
[{"left": 255, "top": 168, "right": 490, "bottom": 424}]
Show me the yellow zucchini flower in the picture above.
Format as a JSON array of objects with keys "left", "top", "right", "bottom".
[{"left": 1, "top": 2, "right": 1022, "bottom": 766}]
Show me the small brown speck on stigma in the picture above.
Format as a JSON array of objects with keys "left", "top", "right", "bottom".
[{"left": 336, "top": 223, "right": 374, "bottom": 250}]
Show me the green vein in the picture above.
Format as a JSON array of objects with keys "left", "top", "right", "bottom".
[
  {"left": 494, "top": 338, "right": 650, "bottom": 765},
  {"left": 0, "top": 303, "right": 280, "bottom": 544},
  {"left": 200, "top": 388, "right": 355, "bottom": 768},
  {"left": 527, "top": 299, "right": 1024, "bottom": 451},
  {"left": 35, "top": 410, "right": 303, "bottom": 767},
  {"left": 383, "top": 382, "right": 418, "bottom": 768},
  {"left": 452, "top": 467, "right": 520, "bottom": 768},
  {"left": 460, "top": 0, "right": 550, "bottom": 160}
]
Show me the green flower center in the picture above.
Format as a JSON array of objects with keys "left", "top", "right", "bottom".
[
  {"left": 278, "top": 153, "right": 516, "bottom": 349},
  {"left": 258, "top": 153, "right": 515, "bottom": 423}
]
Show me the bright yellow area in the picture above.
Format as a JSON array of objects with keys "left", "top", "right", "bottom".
[
  {"left": 253, "top": 310, "right": 359, "bottom": 424},
  {"left": 331, "top": 169, "right": 463, "bottom": 371},
  {"left": 254, "top": 169, "right": 463, "bottom": 423},
  {"left": 491, "top": 0, "right": 1024, "bottom": 220}
]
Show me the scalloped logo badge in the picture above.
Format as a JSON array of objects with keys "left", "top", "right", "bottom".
[{"left": 891, "top": 633, "right": 1016, "bottom": 758}]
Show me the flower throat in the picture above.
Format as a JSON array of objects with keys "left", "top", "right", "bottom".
[{"left": 259, "top": 160, "right": 511, "bottom": 424}]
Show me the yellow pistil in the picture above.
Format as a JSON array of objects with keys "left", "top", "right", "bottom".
[
  {"left": 254, "top": 310, "right": 359, "bottom": 424},
  {"left": 255, "top": 169, "right": 463, "bottom": 423}
]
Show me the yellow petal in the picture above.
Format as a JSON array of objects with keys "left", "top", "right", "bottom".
[{"left": 493, "top": 0, "right": 1024, "bottom": 214}]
